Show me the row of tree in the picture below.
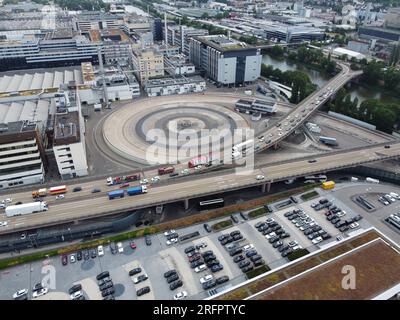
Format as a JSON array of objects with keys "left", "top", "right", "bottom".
[
  {"left": 329, "top": 88, "right": 400, "bottom": 133},
  {"left": 261, "top": 64, "right": 317, "bottom": 104},
  {"left": 289, "top": 46, "right": 337, "bottom": 74}
]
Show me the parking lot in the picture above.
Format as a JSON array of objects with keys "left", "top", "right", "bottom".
[{"left": 0, "top": 186, "right": 377, "bottom": 301}]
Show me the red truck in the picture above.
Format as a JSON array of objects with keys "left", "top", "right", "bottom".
[
  {"left": 158, "top": 166, "right": 175, "bottom": 175},
  {"left": 106, "top": 174, "right": 140, "bottom": 186}
]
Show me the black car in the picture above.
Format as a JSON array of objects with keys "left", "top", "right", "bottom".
[
  {"left": 216, "top": 276, "right": 229, "bottom": 285},
  {"left": 272, "top": 241, "right": 283, "bottom": 248},
  {"left": 275, "top": 229, "right": 285, "bottom": 235},
  {"left": 278, "top": 245, "right": 289, "bottom": 253},
  {"left": 203, "top": 224, "right": 212, "bottom": 233},
  {"left": 164, "top": 270, "right": 177, "bottom": 278},
  {"left": 241, "top": 265, "right": 254, "bottom": 273},
  {"left": 99, "top": 281, "right": 113, "bottom": 291},
  {"left": 319, "top": 198, "right": 328, "bottom": 204},
  {"left": 331, "top": 218, "right": 340, "bottom": 224},
  {"left": 211, "top": 264, "right": 223, "bottom": 272},
  {"left": 231, "top": 215, "right": 239, "bottom": 223},
  {"left": 83, "top": 250, "right": 89, "bottom": 260},
  {"left": 339, "top": 225, "right": 349, "bottom": 232},
  {"left": 255, "top": 222, "right": 266, "bottom": 229},
  {"left": 73, "top": 187, "right": 82, "bottom": 192},
  {"left": 308, "top": 159, "right": 317, "bottom": 163},
  {"left": 76, "top": 251, "right": 82, "bottom": 261},
  {"left": 201, "top": 250, "right": 214, "bottom": 258},
  {"left": 167, "top": 233, "right": 179, "bottom": 240},
  {"left": 245, "top": 250, "right": 257, "bottom": 258},
  {"left": 96, "top": 271, "right": 109, "bottom": 281},
  {"left": 170, "top": 280, "right": 183, "bottom": 290},
  {"left": 233, "top": 255, "right": 245, "bottom": 263},
  {"left": 271, "top": 225, "right": 282, "bottom": 232},
  {"left": 91, "top": 249, "right": 97, "bottom": 259},
  {"left": 91, "top": 188, "right": 101, "bottom": 193},
  {"left": 33, "top": 283, "right": 43, "bottom": 292},
  {"left": 191, "top": 260, "right": 204, "bottom": 269},
  {"left": 110, "top": 243, "right": 117, "bottom": 255},
  {"left": 253, "top": 259, "right": 265, "bottom": 267},
  {"left": 238, "top": 260, "right": 250, "bottom": 269},
  {"left": 103, "top": 295, "right": 115, "bottom": 300},
  {"left": 284, "top": 211, "right": 294, "bottom": 217},
  {"left": 202, "top": 280, "right": 216, "bottom": 290},
  {"left": 136, "top": 286, "right": 151, "bottom": 296},
  {"left": 184, "top": 246, "right": 196, "bottom": 254},
  {"left": 322, "top": 233, "right": 332, "bottom": 240},
  {"left": 281, "top": 249, "right": 293, "bottom": 257},
  {"left": 279, "top": 233, "right": 290, "bottom": 239},
  {"left": 129, "top": 268, "right": 142, "bottom": 276},
  {"left": 233, "top": 234, "right": 243, "bottom": 241},
  {"left": 204, "top": 254, "right": 216, "bottom": 262},
  {"left": 218, "top": 234, "right": 228, "bottom": 242},
  {"left": 68, "top": 284, "right": 82, "bottom": 295},
  {"left": 335, "top": 221, "right": 346, "bottom": 228},
  {"left": 250, "top": 254, "right": 262, "bottom": 262},
  {"left": 101, "top": 288, "right": 115, "bottom": 297},
  {"left": 229, "top": 248, "right": 242, "bottom": 257},
  {"left": 312, "top": 226, "right": 322, "bottom": 232},
  {"left": 353, "top": 215, "right": 363, "bottom": 222},
  {"left": 230, "top": 230, "right": 241, "bottom": 237},
  {"left": 240, "top": 212, "right": 248, "bottom": 220},
  {"left": 167, "top": 274, "right": 179, "bottom": 283},
  {"left": 145, "top": 235, "right": 152, "bottom": 246},
  {"left": 206, "top": 259, "right": 220, "bottom": 268},
  {"left": 290, "top": 196, "right": 298, "bottom": 203},
  {"left": 268, "top": 236, "right": 280, "bottom": 244}
]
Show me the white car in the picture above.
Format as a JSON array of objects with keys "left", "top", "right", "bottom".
[
  {"left": 288, "top": 240, "right": 299, "bottom": 247},
  {"left": 70, "top": 254, "right": 76, "bottom": 263},
  {"left": 98, "top": 245, "right": 104, "bottom": 257},
  {"left": 32, "top": 287, "right": 48, "bottom": 298},
  {"left": 265, "top": 232, "right": 276, "bottom": 240},
  {"left": 117, "top": 242, "right": 124, "bottom": 253},
  {"left": 389, "top": 192, "right": 400, "bottom": 200},
  {"left": 266, "top": 218, "right": 275, "bottom": 224},
  {"left": 337, "top": 211, "right": 347, "bottom": 217},
  {"left": 151, "top": 176, "right": 160, "bottom": 182},
  {"left": 194, "top": 264, "right": 207, "bottom": 273},
  {"left": 194, "top": 165, "right": 202, "bottom": 170},
  {"left": 199, "top": 274, "right": 213, "bottom": 284},
  {"left": 242, "top": 244, "right": 254, "bottom": 251},
  {"left": 0, "top": 221, "right": 8, "bottom": 227},
  {"left": 140, "top": 179, "right": 148, "bottom": 185},
  {"left": 312, "top": 237, "right": 323, "bottom": 244},
  {"left": 385, "top": 194, "right": 396, "bottom": 203},
  {"left": 13, "top": 289, "right": 28, "bottom": 300},
  {"left": 70, "top": 291, "right": 83, "bottom": 300},
  {"left": 256, "top": 175, "right": 265, "bottom": 180},
  {"left": 164, "top": 229, "right": 176, "bottom": 236},
  {"left": 55, "top": 194, "right": 65, "bottom": 200},
  {"left": 349, "top": 222, "right": 360, "bottom": 229},
  {"left": 181, "top": 169, "right": 189, "bottom": 175},
  {"left": 1, "top": 198, "right": 12, "bottom": 204},
  {"left": 174, "top": 291, "right": 188, "bottom": 300},
  {"left": 292, "top": 245, "right": 303, "bottom": 251},
  {"left": 166, "top": 238, "right": 178, "bottom": 246}
]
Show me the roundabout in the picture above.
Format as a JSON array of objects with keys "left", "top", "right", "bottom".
[{"left": 102, "top": 94, "right": 251, "bottom": 165}]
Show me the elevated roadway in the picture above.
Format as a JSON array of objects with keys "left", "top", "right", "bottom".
[{"left": 1, "top": 141, "right": 400, "bottom": 235}]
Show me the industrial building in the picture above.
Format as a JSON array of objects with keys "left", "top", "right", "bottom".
[
  {"left": 235, "top": 98, "right": 277, "bottom": 115},
  {"left": 144, "top": 75, "right": 206, "bottom": 97},
  {"left": 0, "top": 121, "right": 46, "bottom": 190},
  {"left": 358, "top": 26, "right": 400, "bottom": 43},
  {"left": 52, "top": 90, "right": 88, "bottom": 178},
  {"left": 189, "top": 35, "right": 261, "bottom": 85},
  {"left": 73, "top": 11, "right": 124, "bottom": 32},
  {"left": 164, "top": 54, "right": 196, "bottom": 75},
  {"left": 331, "top": 47, "right": 366, "bottom": 61},
  {"left": 264, "top": 25, "right": 325, "bottom": 43}
]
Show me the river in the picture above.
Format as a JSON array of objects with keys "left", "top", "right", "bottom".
[{"left": 262, "top": 54, "right": 399, "bottom": 105}]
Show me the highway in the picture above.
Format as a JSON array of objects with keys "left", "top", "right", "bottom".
[{"left": 1, "top": 141, "right": 400, "bottom": 234}]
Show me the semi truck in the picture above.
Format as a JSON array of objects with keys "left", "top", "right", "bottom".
[
  {"left": 5, "top": 202, "right": 48, "bottom": 217},
  {"left": 158, "top": 167, "right": 174, "bottom": 175},
  {"left": 366, "top": 177, "right": 379, "bottom": 184},
  {"left": 106, "top": 174, "right": 140, "bottom": 186},
  {"left": 319, "top": 136, "right": 338, "bottom": 146},
  {"left": 126, "top": 186, "right": 147, "bottom": 196},
  {"left": 188, "top": 156, "right": 208, "bottom": 168},
  {"left": 108, "top": 189, "right": 125, "bottom": 200},
  {"left": 32, "top": 188, "right": 47, "bottom": 198}
]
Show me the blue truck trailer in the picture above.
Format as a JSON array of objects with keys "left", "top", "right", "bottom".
[
  {"left": 126, "top": 186, "right": 147, "bottom": 196},
  {"left": 108, "top": 189, "right": 125, "bottom": 200}
]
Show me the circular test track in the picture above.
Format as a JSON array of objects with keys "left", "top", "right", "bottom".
[{"left": 102, "top": 94, "right": 251, "bottom": 165}]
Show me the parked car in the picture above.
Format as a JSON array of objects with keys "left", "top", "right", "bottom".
[
  {"left": 169, "top": 280, "right": 183, "bottom": 290},
  {"left": 117, "top": 242, "right": 124, "bottom": 253},
  {"left": 130, "top": 241, "right": 137, "bottom": 249},
  {"left": 129, "top": 268, "right": 142, "bottom": 276},
  {"left": 233, "top": 255, "right": 245, "bottom": 263},
  {"left": 136, "top": 286, "right": 150, "bottom": 296},
  {"left": 76, "top": 251, "right": 82, "bottom": 261},
  {"left": 210, "top": 264, "right": 223, "bottom": 272},
  {"left": 32, "top": 287, "right": 48, "bottom": 299},
  {"left": 133, "top": 274, "right": 148, "bottom": 284},
  {"left": 200, "top": 274, "right": 213, "bottom": 284},
  {"left": 13, "top": 289, "right": 28, "bottom": 300},
  {"left": 216, "top": 276, "right": 229, "bottom": 285},
  {"left": 97, "top": 245, "right": 104, "bottom": 257},
  {"left": 61, "top": 254, "right": 68, "bottom": 266},
  {"left": 167, "top": 274, "right": 179, "bottom": 283},
  {"left": 194, "top": 264, "right": 207, "bottom": 273},
  {"left": 173, "top": 291, "right": 188, "bottom": 300},
  {"left": 164, "top": 270, "right": 177, "bottom": 278},
  {"left": 184, "top": 246, "right": 196, "bottom": 254},
  {"left": 203, "top": 223, "right": 212, "bottom": 233}
]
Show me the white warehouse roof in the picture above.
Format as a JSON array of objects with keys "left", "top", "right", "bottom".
[{"left": 332, "top": 47, "right": 365, "bottom": 60}]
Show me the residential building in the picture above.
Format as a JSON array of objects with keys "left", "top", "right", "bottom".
[
  {"left": 189, "top": 35, "right": 261, "bottom": 85},
  {"left": 144, "top": 75, "right": 206, "bottom": 97},
  {"left": 131, "top": 48, "right": 164, "bottom": 84},
  {"left": 0, "top": 121, "right": 45, "bottom": 190}
]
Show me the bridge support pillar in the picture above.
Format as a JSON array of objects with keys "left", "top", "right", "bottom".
[
  {"left": 267, "top": 182, "right": 271, "bottom": 192},
  {"left": 184, "top": 198, "right": 189, "bottom": 210},
  {"left": 261, "top": 182, "right": 271, "bottom": 193}
]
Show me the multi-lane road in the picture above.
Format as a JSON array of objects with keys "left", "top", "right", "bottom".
[
  {"left": 1, "top": 141, "right": 400, "bottom": 234},
  {"left": 0, "top": 62, "right": 397, "bottom": 235}
]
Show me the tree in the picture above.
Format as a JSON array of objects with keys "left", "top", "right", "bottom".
[
  {"left": 362, "top": 60, "right": 383, "bottom": 85},
  {"left": 201, "top": 12, "right": 209, "bottom": 19},
  {"left": 372, "top": 107, "right": 396, "bottom": 133},
  {"left": 268, "top": 45, "right": 285, "bottom": 57},
  {"left": 383, "top": 67, "right": 400, "bottom": 90}
]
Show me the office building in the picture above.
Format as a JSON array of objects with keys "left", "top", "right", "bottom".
[
  {"left": 73, "top": 11, "right": 124, "bottom": 32},
  {"left": 0, "top": 121, "right": 45, "bottom": 190},
  {"left": 166, "top": 25, "right": 209, "bottom": 55},
  {"left": 189, "top": 35, "right": 261, "bottom": 85},
  {"left": 144, "top": 75, "right": 206, "bottom": 97},
  {"left": 131, "top": 48, "right": 164, "bottom": 84},
  {"left": 264, "top": 25, "right": 325, "bottom": 43},
  {"left": 164, "top": 54, "right": 195, "bottom": 75}
]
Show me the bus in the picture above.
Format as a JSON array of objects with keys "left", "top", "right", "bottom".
[
  {"left": 232, "top": 139, "right": 254, "bottom": 155},
  {"left": 198, "top": 198, "right": 224, "bottom": 211},
  {"left": 304, "top": 175, "right": 327, "bottom": 182},
  {"left": 49, "top": 185, "right": 67, "bottom": 195}
]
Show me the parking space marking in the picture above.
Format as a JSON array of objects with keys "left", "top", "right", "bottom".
[{"left": 79, "top": 278, "right": 102, "bottom": 300}]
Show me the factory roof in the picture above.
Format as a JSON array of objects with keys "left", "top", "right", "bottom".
[{"left": 193, "top": 35, "right": 254, "bottom": 52}]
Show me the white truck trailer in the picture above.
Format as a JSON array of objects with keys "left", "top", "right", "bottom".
[{"left": 5, "top": 202, "right": 48, "bottom": 217}]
